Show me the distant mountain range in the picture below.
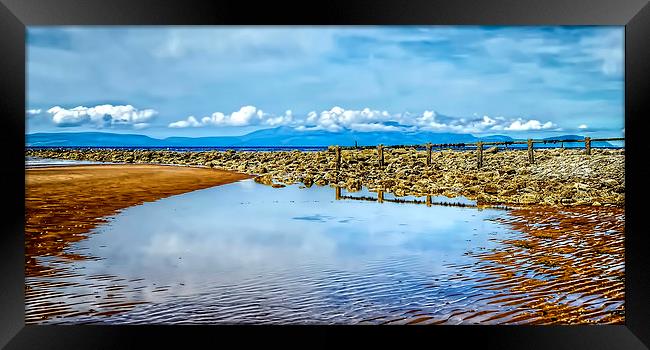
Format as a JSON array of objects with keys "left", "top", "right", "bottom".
[{"left": 25, "top": 127, "right": 616, "bottom": 148}]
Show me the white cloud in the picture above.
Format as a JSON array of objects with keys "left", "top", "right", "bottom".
[
  {"left": 169, "top": 116, "right": 200, "bottom": 128},
  {"left": 47, "top": 104, "right": 157, "bottom": 128},
  {"left": 169, "top": 106, "right": 307, "bottom": 129},
  {"left": 299, "top": 107, "right": 393, "bottom": 132},
  {"left": 169, "top": 106, "right": 274, "bottom": 128},
  {"left": 168, "top": 105, "right": 560, "bottom": 134},
  {"left": 26, "top": 109, "right": 42, "bottom": 115},
  {"left": 348, "top": 123, "right": 402, "bottom": 132},
  {"left": 578, "top": 124, "right": 588, "bottom": 129},
  {"left": 504, "top": 119, "right": 555, "bottom": 131}
]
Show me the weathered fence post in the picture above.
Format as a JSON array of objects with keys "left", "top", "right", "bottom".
[
  {"left": 426, "top": 195, "right": 432, "bottom": 207},
  {"left": 377, "top": 144, "right": 384, "bottom": 167},
  {"left": 476, "top": 141, "right": 483, "bottom": 169},
  {"left": 426, "top": 143, "right": 432, "bottom": 166},
  {"left": 335, "top": 186, "right": 341, "bottom": 200},
  {"left": 585, "top": 137, "right": 591, "bottom": 155},
  {"left": 335, "top": 146, "right": 341, "bottom": 172},
  {"left": 378, "top": 189, "right": 384, "bottom": 203},
  {"left": 527, "top": 139, "right": 535, "bottom": 164}
]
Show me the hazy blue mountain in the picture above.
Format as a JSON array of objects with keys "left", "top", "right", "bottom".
[
  {"left": 26, "top": 128, "right": 615, "bottom": 148},
  {"left": 541, "top": 135, "right": 616, "bottom": 148},
  {"left": 26, "top": 132, "right": 163, "bottom": 147},
  {"left": 478, "top": 135, "right": 514, "bottom": 142}
]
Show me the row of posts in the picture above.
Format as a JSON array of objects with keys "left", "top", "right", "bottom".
[
  {"left": 335, "top": 185, "right": 434, "bottom": 207},
  {"left": 335, "top": 143, "right": 433, "bottom": 170},
  {"left": 477, "top": 137, "right": 592, "bottom": 169},
  {"left": 334, "top": 137, "right": 593, "bottom": 171}
]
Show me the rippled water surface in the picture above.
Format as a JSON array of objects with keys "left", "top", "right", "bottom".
[{"left": 27, "top": 179, "right": 529, "bottom": 324}]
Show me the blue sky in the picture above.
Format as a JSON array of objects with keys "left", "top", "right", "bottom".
[{"left": 26, "top": 26, "right": 624, "bottom": 138}]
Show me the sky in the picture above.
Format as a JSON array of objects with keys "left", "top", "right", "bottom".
[{"left": 26, "top": 26, "right": 625, "bottom": 139}]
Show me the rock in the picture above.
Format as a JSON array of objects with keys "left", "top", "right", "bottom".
[
  {"left": 271, "top": 183, "right": 286, "bottom": 188},
  {"left": 559, "top": 198, "right": 574, "bottom": 205},
  {"left": 520, "top": 194, "right": 539, "bottom": 204},
  {"left": 499, "top": 188, "right": 517, "bottom": 196},
  {"left": 254, "top": 174, "right": 274, "bottom": 186},
  {"left": 484, "top": 184, "right": 499, "bottom": 194},
  {"left": 574, "top": 182, "right": 589, "bottom": 191},
  {"left": 302, "top": 176, "right": 314, "bottom": 188},
  {"left": 603, "top": 179, "right": 618, "bottom": 186},
  {"left": 25, "top": 147, "right": 624, "bottom": 208},
  {"left": 485, "top": 146, "right": 498, "bottom": 154},
  {"left": 346, "top": 178, "right": 362, "bottom": 192},
  {"left": 592, "top": 201, "right": 602, "bottom": 206}
]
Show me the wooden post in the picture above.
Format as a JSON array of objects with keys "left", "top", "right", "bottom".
[
  {"left": 527, "top": 139, "right": 534, "bottom": 164},
  {"left": 335, "top": 186, "right": 341, "bottom": 200},
  {"left": 378, "top": 189, "right": 384, "bottom": 203},
  {"left": 426, "top": 195, "right": 432, "bottom": 207},
  {"left": 585, "top": 137, "right": 591, "bottom": 155},
  {"left": 335, "top": 146, "right": 341, "bottom": 172},
  {"left": 377, "top": 144, "right": 384, "bottom": 167},
  {"left": 426, "top": 143, "right": 432, "bottom": 166},
  {"left": 476, "top": 141, "right": 483, "bottom": 169}
]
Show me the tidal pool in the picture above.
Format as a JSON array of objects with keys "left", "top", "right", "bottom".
[{"left": 26, "top": 179, "right": 522, "bottom": 324}]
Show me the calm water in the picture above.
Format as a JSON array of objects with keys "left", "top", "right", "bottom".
[
  {"left": 25, "top": 156, "right": 109, "bottom": 168},
  {"left": 27, "top": 179, "right": 522, "bottom": 324}
]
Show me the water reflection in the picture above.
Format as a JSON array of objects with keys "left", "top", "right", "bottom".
[
  {"left": 25, "top": 156, "right": 108, "bottom": 168},
  {"left": 333, "top": 186, "right": 478, "bottom": 207},
  {"left": 27, "top": 179, "right": 516, "bottom": 324}
]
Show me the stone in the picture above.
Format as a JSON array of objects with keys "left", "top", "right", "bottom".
[
  {"left": 499, "top": 188, "right": 517, "bottom": 196},
  {"left": 574, "top": 182, "right": 589, "bottom": 191},
  {"left": 520, "top": 194, "right": 539, "bottom": 204},
  {"left": 484, "top": 184, "right": 499, "bottom": 194}
]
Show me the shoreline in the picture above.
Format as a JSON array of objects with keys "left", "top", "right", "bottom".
[
  {"left": 25, "top": 164, "right": 251, "bottom": 277},
  {"left": 25, "top": 148, "right": 625, "bottom": 207}
]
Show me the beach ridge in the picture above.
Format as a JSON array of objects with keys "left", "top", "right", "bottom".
[{"left": 26, "top": 147, "right": 625, "bottom": 207}]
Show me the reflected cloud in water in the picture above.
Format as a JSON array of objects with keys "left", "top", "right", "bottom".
[{"left": 46, "top": 179, "right": 514, "bottom": 324}]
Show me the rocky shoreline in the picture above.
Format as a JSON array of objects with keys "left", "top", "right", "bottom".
[{"left": 25, "top": 147, "right": 625, "bottom": 207}]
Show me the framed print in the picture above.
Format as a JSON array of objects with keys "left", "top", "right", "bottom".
[{"left": 1, "top": 0, "right": 649, "bottom": 348}]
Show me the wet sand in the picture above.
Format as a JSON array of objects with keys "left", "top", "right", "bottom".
[
  {"left": 388, "top": 205, "right": 625, "bottom": 325},
  {"left": 25, "top": 164, "right": 251, "bottom": 278}
]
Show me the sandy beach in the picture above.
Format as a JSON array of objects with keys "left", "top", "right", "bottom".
[{"left": 25, "top": 164, "right": 251, "bottom": 277}]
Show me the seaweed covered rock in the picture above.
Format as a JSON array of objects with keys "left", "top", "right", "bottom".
[{"left": 25, "top": 147, "right": 625, "bottom": 207}]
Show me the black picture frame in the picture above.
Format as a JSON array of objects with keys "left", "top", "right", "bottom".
[{"left": 1, "top": 0, "right": 649, "bottom": 348}]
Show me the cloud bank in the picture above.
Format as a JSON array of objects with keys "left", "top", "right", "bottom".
[
  {"left": 168, "top": 106, "right": 282, "bottom": 128},
  {"left": 168, "top": 106, "right": 558, "bottom": 134},
  {"left": 46, "top": 104, "right": 157, "bottom": 128}
]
